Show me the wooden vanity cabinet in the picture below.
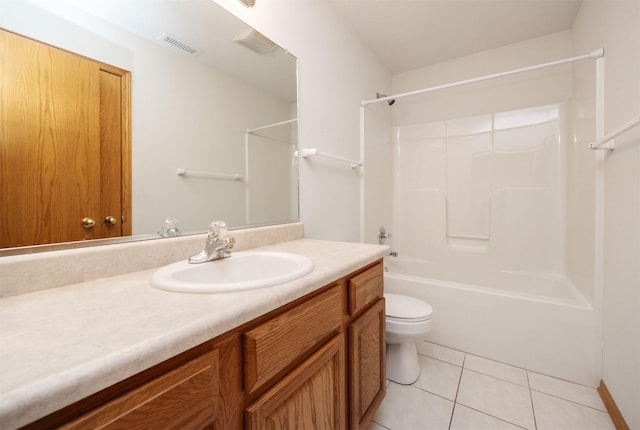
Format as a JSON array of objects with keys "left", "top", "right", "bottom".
[
  {"left": 347, "top": 262, "right": 386, "bottom": 429},
  {"left": 25, "top": 260, "right": 385, "bottom": 430},
  {"left": 245, "top": 334, "right": 346, "bottom": 430},
  {"left": 243, "top": 262, "right": 385, "bottom": 430}
]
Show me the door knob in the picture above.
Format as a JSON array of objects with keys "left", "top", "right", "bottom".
[
  {"left": 104, "top": 216, "right": 118, "bottom": 225},
  {"left": 82, "top": 217, "right": 96, "bottom": 228}
]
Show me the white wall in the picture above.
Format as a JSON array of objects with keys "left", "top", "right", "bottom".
[
  {"left": 211, "top": 0, "right": 391, "bottom": 242},
  {"left": 572, "top": 1, "right": 640, "bottom": 427}
]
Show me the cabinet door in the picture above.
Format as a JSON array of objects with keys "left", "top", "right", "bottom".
[
  {"left": 245, "top": 334, "right": 346, "bottom": 430},
  {"left": 349, "top": 298, "right": 386, "bottom": 429},
  {"left": 61, "top": 348, "right": 219, "bottom": 430}
]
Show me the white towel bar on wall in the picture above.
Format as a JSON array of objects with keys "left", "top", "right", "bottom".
[
  {"left": 246, "top": 118, "right": 297, "bottom": 134},
  {"left": 590, "top": 114, "right": 640, "bottom": 150},
  {"left": 300, "top": 147, "right": 363, "bottom": 168},
  {"left": 176, "top": 168, "right": 242, "bottom": 180}
]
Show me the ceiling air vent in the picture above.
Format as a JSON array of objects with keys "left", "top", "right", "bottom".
[
  {"left": 158, "top": 33, "right": 202, "bottom": 56},
  {"left": 238, "top": 0, "right": 255, "bottom": 7}
]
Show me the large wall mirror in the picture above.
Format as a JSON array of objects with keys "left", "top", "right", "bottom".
[{"left": 0, "top": 0, "right": 298, "bottom": 253}]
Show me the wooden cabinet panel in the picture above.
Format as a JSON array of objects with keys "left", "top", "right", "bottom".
[
  {"left": 212, "top": 334, "right": 244, "bottom": 429},
  {"left": 348, "top": 262, "right": 383, "bottom": 316},
  {"left": 244, "top": 285, "right": 343, "bottom": 395},
  {"left": 349, "top": 298, "right": 386, "bottom": 429},
  {"left": 62, "top": 348, "right": 219, "bottom": 430},
  {"left": 245, "top": 334, "right": 346, "bottom": 430}
]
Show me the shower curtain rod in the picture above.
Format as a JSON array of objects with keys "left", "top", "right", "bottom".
[
  {"left": 246, "top": 118, "right": 297, "bottom": 134},
  {"left": 361, "top": 48, "right": 604, "bottom": 106}
]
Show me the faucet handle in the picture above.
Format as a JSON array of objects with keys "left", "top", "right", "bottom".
[
  {"left": 223, "top": 236, "right": 236, "bottom": 249},
  {"left": 207, "top": 221, "right": 227, "bottom": 240}
]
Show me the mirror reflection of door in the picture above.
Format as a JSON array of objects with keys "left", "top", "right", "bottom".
[{"left": 0, "top": 29, "right": 131, "bottom": 248}]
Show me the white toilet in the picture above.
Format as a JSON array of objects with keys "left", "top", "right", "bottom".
[{"left": 384, "top": 293, "right": 433, "bottom": 384}]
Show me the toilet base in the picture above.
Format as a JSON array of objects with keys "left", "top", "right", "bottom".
[{"left": 386, "top": 342, "right": 420, "bottom": 385}]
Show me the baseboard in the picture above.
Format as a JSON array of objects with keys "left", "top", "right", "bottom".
[{"left": 598, "top": 380, "right": 630, "bottom": 430}]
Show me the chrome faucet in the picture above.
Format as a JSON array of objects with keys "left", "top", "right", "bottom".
[{"left": 189, "top": 221, "right": 236, "bottom": 264}]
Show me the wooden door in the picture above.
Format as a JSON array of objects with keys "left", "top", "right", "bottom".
[
  {"left": 0, "top": 29, "right": 131, "bottom": 248},
  {"left": 245, "top": 334, "right": 346, "bottom": 430},
  {"left": 349, "top": 298, "right": 386, "bottom": 429}
]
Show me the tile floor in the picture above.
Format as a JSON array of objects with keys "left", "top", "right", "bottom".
[{"left": 370, "top": 341, "right": 615, "bottom": 430}]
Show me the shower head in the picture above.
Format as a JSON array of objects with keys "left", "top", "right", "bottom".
[{"left": 376, "top": 92, "right": 396, "bottom": 106}]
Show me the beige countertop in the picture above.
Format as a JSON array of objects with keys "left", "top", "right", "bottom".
[{"left": 0, "top": 238, "right": 387, "bottom": 429}]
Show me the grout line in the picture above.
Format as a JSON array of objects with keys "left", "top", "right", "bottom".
[
  {"left": 464, "top": 350, "right": 530, "bottom": 373},
  {"left": 371, "top": 419, "right": 391, "bottom": 430},
  {"left": 526, "top": 368, "right": 603, "bottom": 390},
  {"left": 530, "top": 388, "right": 609, "bottom": 413},
  {"left": 448, "top": 403, "right": 458, "bottom": 430},
  {"left": 458, "top": 404, "right": 530, "bottom": 430},
  {"left": 422, "top": 339, "right": 468, "bottom": 355},
  {"left": 417, "top": 351, "right": 464, "bottom": 368},
  {"left": 417, "top": 340, "right": 466, "bottom": 366},
  {"left": 463, "top": 367, "right": 531, "bottom": 389},
  {"left": 408, "top": 382, "right": 457, "bottom": 404},
  {"left": 527, "top": 370, "right": 538, "bottom": 430},
  {"left": 447, "top": 353, "right": 466, "bottom": 430}
]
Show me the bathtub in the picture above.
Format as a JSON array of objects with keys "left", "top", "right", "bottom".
[{"left": 383, "top": 258, "right": 597, "bottom": 386}]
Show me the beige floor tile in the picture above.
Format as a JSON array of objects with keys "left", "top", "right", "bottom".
[
  {"left": 450, "top": 404, "right": 526, "bottom": 430},
  {"left": 456, "top": 369, "right": 535, "bottom": 429},
  {"left": 413, "top": 355, "right": 462, "bottom": 401},
  {"left": 531, "top": 390, "right": 615, "bottom": 430},
  {"left": 464, "top": 354, "right": 528, "bottom": 387},
  {"left": 374, "top": 382, "right": 454, "bottom": 430},
  {"left": 417, "top": 341, "right": 466, "bottom": 366},
  {"left": 528, "top": 371, "right": 606, "bottom": 411}
]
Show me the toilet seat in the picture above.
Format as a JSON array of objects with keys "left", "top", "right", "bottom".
[{"left": 385, "top": 293, "right": 433, "bottom": 322}]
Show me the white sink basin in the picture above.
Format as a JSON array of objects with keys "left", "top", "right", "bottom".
[{"left": 151, "top": 251, "right": 314, "bottom": 293}]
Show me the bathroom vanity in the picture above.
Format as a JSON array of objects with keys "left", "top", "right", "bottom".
[{"left": 0, "top": 233, "right": 387, "bottom": 429}]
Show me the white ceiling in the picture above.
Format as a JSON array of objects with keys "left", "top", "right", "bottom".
[{"left": 330, "top": 0, "right": 582, "bottom": 74}]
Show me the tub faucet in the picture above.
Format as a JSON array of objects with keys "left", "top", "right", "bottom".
[{"left": 189, "top": 221, "right": 236, "bottom": 264}]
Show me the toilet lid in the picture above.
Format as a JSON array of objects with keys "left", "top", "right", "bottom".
[{"left": 385, "top": 293, "right": 433, "bottom": 321}]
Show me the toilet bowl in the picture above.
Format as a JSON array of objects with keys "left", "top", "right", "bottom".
[{"left": 384, "top": 293, "right": 433, "bottom": 384}]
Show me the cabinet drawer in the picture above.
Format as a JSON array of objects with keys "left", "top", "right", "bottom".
[
  {"left": 244, "top": 285, "right": 343, "bottom": 395},
  {"left": 62, "top": 349, "right": 219, "bottom": 430},
  {"left": 245, "top": 334, "right": 346, "bottom": 430},
  {"left": 348, "top": 262, "right": 383, "bottom": 316}
]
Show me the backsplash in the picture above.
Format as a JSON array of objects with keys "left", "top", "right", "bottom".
[{"left": 0, "top": 223, "right": 304, "bottom": 298}]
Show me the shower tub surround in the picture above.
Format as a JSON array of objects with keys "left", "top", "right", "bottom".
[
  {"left": 0, "top": 223, "right": 388, "bottom": 428},
  {"left": 375, "top": 98, "right": 599, "bottom": 386}
]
